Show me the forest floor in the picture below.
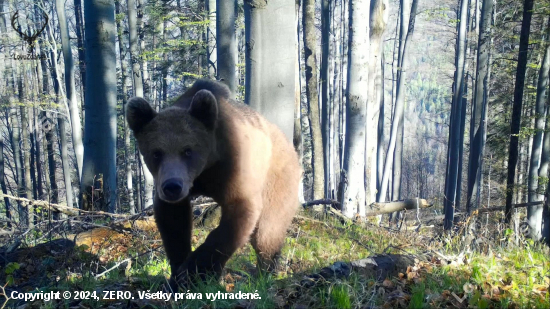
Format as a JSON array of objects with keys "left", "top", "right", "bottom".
[{"left": 0, "top": 206, "right": 548, "bottom": 309}]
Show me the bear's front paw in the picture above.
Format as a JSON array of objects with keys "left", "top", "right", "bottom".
[
  {"left": 162, "top": 276, "right": 179, "bottom": 293},
  {"left": 173, "top": 259, "right": 221, "bottom": 288}
]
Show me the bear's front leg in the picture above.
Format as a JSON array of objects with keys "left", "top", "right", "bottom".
[
  {"left": 174, "top": 197, "right": 262, "bottom": 286},
  {"left": 153, "top": 195, "right": 193, "bottom": 289}
]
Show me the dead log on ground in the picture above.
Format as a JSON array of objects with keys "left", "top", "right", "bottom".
[{"left": 302, "top": 198, "right": 431, "bottom": 216}]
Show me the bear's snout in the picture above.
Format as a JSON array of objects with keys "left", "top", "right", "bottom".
[{"left": 161, "top": 178, "right": 186, "bottom": 202}]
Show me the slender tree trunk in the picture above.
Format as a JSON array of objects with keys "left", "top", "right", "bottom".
[
  {"left": 217, "top": 0, "right": 237, "bottom": 94},
  {"left": 302, "top": 0, "right": 325, "bottom": 199},
  {"left": 340, "top": 0, "right": 370, "bottom": 217},
  {"left": 207, "top": 0, "right": 217, "bottom": 77},
  {"left": 58, "top": 116, "right": 74, "bottom": 209},
  {"left": 81, "top": 0, "right": 118, "bottom": 213},
  {"left": 368, "top": 0, "right": 388, "bottom": 208},
  {"left": 443, "top": 0, "right": 468, "bottom": 230},
  {"left": 74, "top": 0, "right": 86, "bottom": 99},
  {"left": 321, "top": 0, "right": 331, "bottom": 198},
  {"left": 391, "top": 0, "right": 410, "bottom": 207},
  {"left": 14, "top": 64, "right": 30, "bottom": 226},
  {"left": 0, "top": 136, "right": 11, "bottom": 225},
  {"left": 116, "top": 0, "right": 135, "bottom": 214},
  {"left": 244, "top": 0, "right": 296, "bottom": 141},
  {"left": 377, "top": 0, "right": 418, "bottom": 203},
  {"left": 56, "top": 0, "right": 84, "bottom": 181},
  {"left": 505, "top": 0, "right": 534, "bottom": 223},
  {"left": 128, "top": 0, "right": 154, "bottom": 208},
  {"left": 455, "top": 73, "right": 468, "bottom": 211},
  {"left": 526, "top": 18, "right": 550, "bottom": 240},
  {"left": 467, "top": 0, "right": 493, "bottom": 213}
]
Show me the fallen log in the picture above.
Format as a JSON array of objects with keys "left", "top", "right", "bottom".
[
  {"left": 422, "top": 201, "right": 545, "bottom": 223},
  {"left": 0, "top": 193, "right": 128, "bottom": 218},
  {"left": 302, "top": 198, "right": 432, "bottom": 216}
]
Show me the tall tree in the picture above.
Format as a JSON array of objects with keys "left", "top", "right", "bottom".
[
  {"left": 366, "top": 0, "right": 388, "bottom": 207},
  {"left": 116, "top": 0, "right": 135, "bottom": 214},
  {"left": 74, "top": 0, "right": 86, "bottom": 98},
  {"left": 373, "top": 0, "right": 389, "bottom": 198},
  {"left": 443, "top": 0, "right": 468, "bottom": 230},
  {"left": 46, "top": 11, "right": 75, "bottom": 211},
  {"left": 321, "top": 0, "right": 330, "bottom": 197},
  {"left": 56, "top": 0, "right": 84, "bottom": 180},
  {"left": 505, "top": 0, "right": 534, "bottom": 224},
  {"left": 81, "top": 0, "right": 118, "bottom": 212},
  {"left": 303, "top": 0, "right": 325, "bottom": 199},
  {"left": 128, "top": 0, "right": 154, "bottom": 208},
  {"left": 377, "top": 0, "right": 418, "bottom": 204},
  {"left": 340, "top": 0, "right": 370, "bottom": 217},
  {"left": 466, "top": 0, "right": 493, "bottom": 213},
  {"left": 526, "top": 18, "right": 550, "bottom": 240},
  {"left": 244, "top": 0, "right": 296, "bottom": 141},
  {"left": 207, "top": 0, "right": 217, "bottom": 77},
  {"left": 0, "top": 136, "right": 11, "bottom": 224},
  {"left": 217, "top": 0, "right": 237, "bottom": 94}
]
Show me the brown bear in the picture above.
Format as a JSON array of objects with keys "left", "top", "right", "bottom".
[{"left": 126, "top": 79, "right": 301, "bottom": 288}]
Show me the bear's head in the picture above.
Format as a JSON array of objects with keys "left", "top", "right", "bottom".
[{"left": 126, "top": 89, "right": 218, "bottom": 203}]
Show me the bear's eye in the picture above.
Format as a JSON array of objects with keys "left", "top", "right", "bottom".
[
  {"left": 184, "top": 148, "right": 192, "bottom": 158},
  {"left": 153, "top": 151, "right": 163, "bottom": 159}
]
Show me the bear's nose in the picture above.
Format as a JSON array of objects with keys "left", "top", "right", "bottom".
[{"left": 162, "top": 178, "right": 184, "bottom": 200}]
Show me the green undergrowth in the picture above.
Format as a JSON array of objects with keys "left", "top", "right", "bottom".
[{"left": 2, "top": 210, "right": 549, "bottom": 308}]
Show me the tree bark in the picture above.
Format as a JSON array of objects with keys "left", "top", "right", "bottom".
[
  {"left": 443, "top": 0, "right": 468, "bottom": 230},
  {"left": 0, "top": 136, "right": 11, "bottom": 225},
  {"left": 74, "top": 0, "right": 86, "bottom": 99},
  {"left": 116, "top": 0, "right": 135, "bottom": 214},
  {"left": 244, "top": 0, "right": 296, "bottom": 141},
  {"left": 466, "top": 0, "right": 493, "bottom": 213},
  {"left": 302, "top": 0, "right": 325, "bottom": 199},
  {"left": 217, "top": 0, "right": 238, "bottom": 95},
  {"left": 526, "top": 18, "right": 550, "bottom": 240},
  {"left": 207, "top": 0, "right": 217, "bottom": 77},
  {"left": 340, "top": 0, "right": 371, "bottom": 217},
  {"left": 56, "top": 0, "right": 84, "bottom": 181},
  {"left": 377, "top": 0, "right": 418, "bottom": 203},
  {"left": 505, "top": 0, "right": 534, "bottom": 224},
  {"left": 81, "top": 0, "right": 118, "bottom": 213},
  {"left": 368, "top": 0, "right": 388, "bottom": 207},
  {"left": 128, "top": 0, "right": 154, "bottom": 208},
  {"left": 321, "top": 0, "right": 331, "bottom": 198}
]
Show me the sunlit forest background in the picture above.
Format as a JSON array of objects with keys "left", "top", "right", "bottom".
[{"left": 0, "top": 0, "right": 549, "bottom": 307}]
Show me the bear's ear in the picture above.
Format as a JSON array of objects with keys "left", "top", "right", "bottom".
[
  {"left": 188, "top": 89, "right": 218, "bottom": 130},
  {"left": 126, "top": 97, "right": 157, "bottom": 133}
]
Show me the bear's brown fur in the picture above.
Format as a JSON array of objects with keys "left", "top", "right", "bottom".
[{"left": 126, "top": 79, "right": 301, "bottom": 287}]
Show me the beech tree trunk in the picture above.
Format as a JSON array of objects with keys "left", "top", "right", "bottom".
[
  {"left": 340, "top": 0, "right": 370, "bottom": 217},
  {"left": 116, "top": 0, "right": 135, "bottom": 214},
  {"left": 74, "top": 0, "right": 86, "bottom": 99},
  {"left": 128, "top": 0, "right": 154, "bottom": 208},
  {"left": 0, "top": 136, "right": 11, "bottom": 225},
  {"left": 526, "top": 19, "right": 550, "bottom": 240},
  {"left": 81, "top": 0, "right": 118, "bottom": 212},
  {"left": 443, "top": 0, "right": 468, "bottom": 230},
  {"left": 321, "top": 0, "right": 330, "bottom": 198},
  {"left": 244, "top": 0, "right": 296, "bottom": 141},
  {"left": 303, "top": 0, "right": 325, "bottom": 199},
  {"left": 467, "top": 0, "right": 493, "bottom": 213},
  {"left": 378, "top": 0, "right": 418, "bottom": 203},
  {"left": 217, "top": 0, "right": 237, "bottom": 94},
  {"left": 207, "top": 0, "right": 217, "bottom": 77},
  {"left": 368, "top": 0, "right": 388, "bottom": 206},
  {"left": 56, "top": 0, "right": 84, "bottom": 181},
  {"left": 505, "top": 0, "right": 534, "bottom": 223}
]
